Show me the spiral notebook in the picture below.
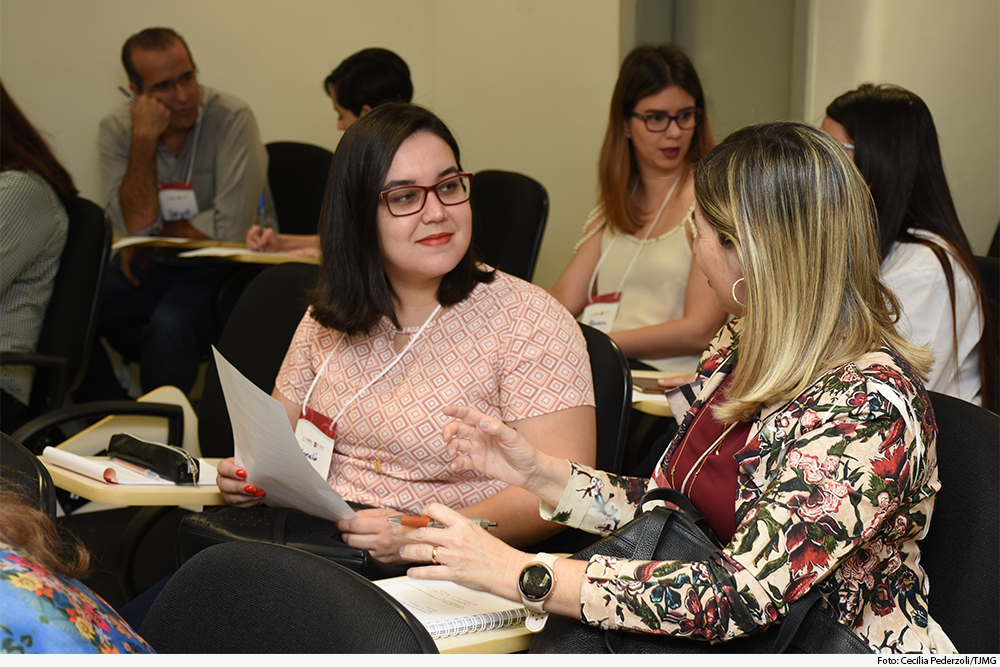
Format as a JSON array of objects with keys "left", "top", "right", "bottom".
[{"left": 375, "top": 576, "right": 526, "bottom": 638}]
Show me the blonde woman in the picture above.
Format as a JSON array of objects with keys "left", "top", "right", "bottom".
[{"left": 399, "top": 122, "right": 953, "bottom": 653}]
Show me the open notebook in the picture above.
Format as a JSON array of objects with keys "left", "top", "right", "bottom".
[{"left": 375, "top": 576, "right": 526, "bottom": 639}]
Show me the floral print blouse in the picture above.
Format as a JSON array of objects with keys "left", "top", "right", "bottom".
[
  {"left": 544, "top": 321, "right": 946, "bottom": 653},
  {"left": 0, "top": 540, "right": 152, "bottom": 654}
]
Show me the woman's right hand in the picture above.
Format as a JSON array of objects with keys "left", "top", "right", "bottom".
[
  {"left": 216, "top": 457, "right": 267, "bottom": 507},
  {"left": 442, "top": 406, "right": 550, "bottom": 495},
  {"left": 245, "top": 225, "right": 279, "bottom": 252}
]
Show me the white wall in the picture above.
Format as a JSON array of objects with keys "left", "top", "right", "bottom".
[
  {"left": 805, "top": 0, "right": 1000, "bottom": 253},
  {"left": 0, "top": 0, "right": 620, "bottom": 287},
  {"left": 3, "top": 0, "right": 996, "bottom": 289}
]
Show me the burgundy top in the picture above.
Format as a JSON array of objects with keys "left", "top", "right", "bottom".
[{"left": 661, "top": 374, "right": 751, "bottom": 543}]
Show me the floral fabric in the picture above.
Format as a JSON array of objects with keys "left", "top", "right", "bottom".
[
  {"left": 0, "top": 540, "right": 152, "bottom": 654},
  {"left": 545, "top": 320, "right": 946, "bottom": 653}
]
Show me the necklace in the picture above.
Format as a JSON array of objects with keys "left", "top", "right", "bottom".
[
  {"left": 680, "top": 422, "right": 737, "bottom": 495},
  {"left": 371, "top": 333, "right": 425, "bottom": 474},
  {"left": 369, "top": 307, "right": 443, "bottom": 473}
]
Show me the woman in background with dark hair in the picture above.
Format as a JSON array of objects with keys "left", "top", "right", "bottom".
[
  {"left": 0, "top": 82, "right": 76, "bottom": 432},
  {"left": 221, "top": 103, "right": 596, "bottom": 565},
  {"left": 824, "top": 83, "right": 997, "bottom": 411},
  {"left": 246, "top": 48, "right": 414, "bottom": 257},
  {"left": 549, "top": 44, "right": 727, "bottom": 373},
  {"left": 323, "top": 47, "right": 413, "bottom": 131}
]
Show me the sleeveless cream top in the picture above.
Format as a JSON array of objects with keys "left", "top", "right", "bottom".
[{"left": 583, "top": 202, "right": 700, "bottom": 373}]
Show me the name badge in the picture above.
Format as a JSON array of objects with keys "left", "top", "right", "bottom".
[
  {"left": 294, "top": 417, "right": 337, "bottom": 480},
  {"left": 581, "top": 292, "right": 621, "bottom": 334},
  {"left": 158, "top": 181, "right": 199, "bottom": 221}
]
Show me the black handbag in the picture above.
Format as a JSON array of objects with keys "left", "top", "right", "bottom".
[
  {"left": 529, "top": 488, "right": 872, "bottom": 654},
  {"left": 177, "top": 505, "right": 409, "bottom": 581}
]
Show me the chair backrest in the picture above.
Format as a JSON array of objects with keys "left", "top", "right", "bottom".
[
  {"left": 919, "top": 391, "right": 999, "bottom": 653},
  {"left": 266, "top": 142, "right": 334, "bottom": 235},
  {"left": 198, "top": 263, "right": 320, "bottom": 458},
  {"left": 0, "top": 433, "right": 57, "bottom": 520},
  {"left": 580, "top": 323, "right": 631, "bottom": 475},
  {"left": 470, "top": 170, "right": 548, "bottom": 281},
  {"left": 29, "top": 197, "right": 112, "bottom": 416},
  {"left": 139, "top": 541, "right": 438, "bottom": 653},
  {"left": 975, "top": 255, "right": 998, "bottom": 306}
]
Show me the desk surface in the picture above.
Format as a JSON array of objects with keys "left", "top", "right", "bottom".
[
  {"left": 111, "top": 237, "right": 319, "bottom": 265},
  {"left": 631, "top": 370, "right": 680, "bottom": 417},
  {"left": 43, "top": 457, "right": 225, "bottom": 506}
]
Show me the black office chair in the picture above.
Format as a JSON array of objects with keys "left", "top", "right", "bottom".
[
  {"left": 919, "top": 391, "right": 999, "bottom": 653},
  {"left": 199, "top": 262, "right": 319, "bottom": 458},
  {"left": 974, "top": 255, "right": 998, "bottom": 306},
  {"left": 579, "top": 323, "right": 632, "bottom": 475},
  {"left": 139, "top": 541, "right": 438, "bottom": 653},
  {"left": 527, "top": 324, "right": 631, "bottom": 555},
  {"left": 470, "top": 170, "right": 548, "bottom": 282},
  {"left": 1, "top": 197, "right": 111, "bottom": 435},
  {"left": 266, "top": 141, "right": 334, "bottom": 235},
  {"left": 212, "top": 142, "right": 330, "bottom": 327},
  {"left": 0, "top": 433, "right": 57, "bottom": 520}
]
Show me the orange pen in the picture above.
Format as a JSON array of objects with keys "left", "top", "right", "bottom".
[{"left": 386, "top": 515, "right": 498, "bottom": 529}]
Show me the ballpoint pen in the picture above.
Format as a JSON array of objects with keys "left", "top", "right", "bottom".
[
  {"left": 256, "top": 193, "right": 266, "bottom": 251},
  {"left": 387, "top": 516, "right": 498, "bottom": 529},
  {"left": 110, "top": 456, "right": 169, "bottom": 482},
  {"left": 117, "top": 85, "right": 137, "bottom": 103}
]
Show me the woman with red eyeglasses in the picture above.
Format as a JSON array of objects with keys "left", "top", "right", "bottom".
[{"left": 217, "top": 103, "right": 596, "bottom": 566}]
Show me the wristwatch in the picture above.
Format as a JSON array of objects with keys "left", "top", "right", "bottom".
[{"left": 518, "top": 552, "right": 559, "bottom": 632}]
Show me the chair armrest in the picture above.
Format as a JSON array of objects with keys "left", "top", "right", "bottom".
[
  {"left": 12, "top": 401, "right": 185, "bottom": 454},
  {"left": 0, "top": 352, "right": 68, "bottom": 369}
]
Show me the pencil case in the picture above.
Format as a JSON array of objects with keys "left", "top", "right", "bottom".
[{"left": 108, "top": 433, "right": 199, "bottom": 485}]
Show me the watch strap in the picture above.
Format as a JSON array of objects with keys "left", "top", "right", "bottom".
[{"left": 520, "top": 552, "right": 559, "bottom": 633}]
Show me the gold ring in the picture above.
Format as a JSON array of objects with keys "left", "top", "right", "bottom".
[{"left": 431, "top": 547, "right": 439, "bottom": 565}]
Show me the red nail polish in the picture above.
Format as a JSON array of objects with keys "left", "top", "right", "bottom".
[
  {"left": 254, "top": 490, "right": 266, "bottom": 498},
  {"left": 244, "top": 485, "right": 256, "bottom": 495},
  {"left": 235, "top": 469, "right": 247, "bottom": 479}
]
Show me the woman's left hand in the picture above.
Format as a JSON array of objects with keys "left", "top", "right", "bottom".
[
  {"left": 398, "top": 502, "right": 527, "bottom": 598},
  {"left": 337, "top": 508, "right": 421, "bottom": 565}
]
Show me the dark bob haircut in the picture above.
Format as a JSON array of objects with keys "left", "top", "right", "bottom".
[
  {"left": 310, "top": 102, "right": 493, "bottom": 335},
  {"left": 323, "top": 48, "right": 413, "bottom": 117}
]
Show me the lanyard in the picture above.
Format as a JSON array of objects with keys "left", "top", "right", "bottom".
[
  {"left": 300, "top": 304, "right": 443, "bottom": 425},
  {"left": 183, "top": 106, "right": 203, "bottom": 184},
  {"left": 587, "top": 173, "right": 682, "bottom": 300}
]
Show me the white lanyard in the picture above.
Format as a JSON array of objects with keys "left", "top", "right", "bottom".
[
  {"left": 301, "top": 303, "right": 443, "bottom": 425},
  {"left": 184, "top": 106, "right": 203, "bottom": 184},
  {"left": 587, "top": 173, "right": 682, "bottom": 300}
]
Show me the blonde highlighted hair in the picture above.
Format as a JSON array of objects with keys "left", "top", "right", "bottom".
[{"left": 694, "top": 121, "right": 931, "bottom": 423}]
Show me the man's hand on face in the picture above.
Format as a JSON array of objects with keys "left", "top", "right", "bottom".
[{"left": 129, "top": 92, "right": 172, "bottom": 140}]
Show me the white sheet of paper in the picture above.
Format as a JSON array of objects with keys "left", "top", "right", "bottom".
[
  {"left": 177, "top": 247, "right": 272, "bottom": 258},
  {"left": 111, "top": 236, "right": 191, "bottom": 250},
  {"left": 211, "top": 346, "right": 356, "bottom": 521}
]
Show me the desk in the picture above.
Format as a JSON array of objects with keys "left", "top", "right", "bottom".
[
  {"left": 111, "top": 236, "right": 319, "bottom": 265},
  {"left": 42, "top": 457, "right": 225, "bottom": 506},
  {"left": 632, "top": 370, "right": 682, "bottom": 417}
]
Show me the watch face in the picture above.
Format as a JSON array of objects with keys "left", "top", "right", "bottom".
[{"left": 519, "top": 563, "right": 553, "bottom": 601}]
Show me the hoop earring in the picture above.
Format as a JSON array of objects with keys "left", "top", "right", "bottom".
[{"left": 732, "top": 277, "right": 745, "bottom": 308}]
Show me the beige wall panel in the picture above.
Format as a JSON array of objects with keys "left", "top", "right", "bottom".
[{"left": 0, "top": 0, "right": 620, "bottom": 286}]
